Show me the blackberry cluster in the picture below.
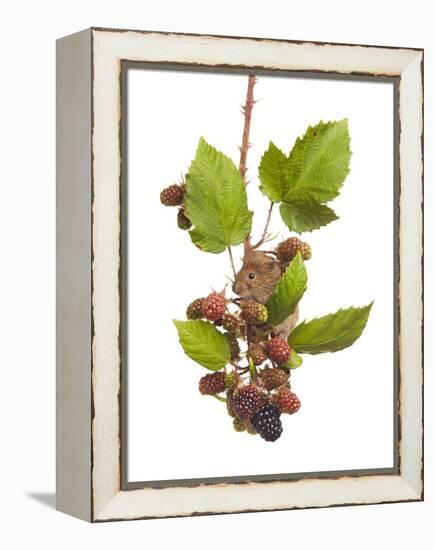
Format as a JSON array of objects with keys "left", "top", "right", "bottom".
[
  {"left": 181, "top": 248, "right": 307, "bottom": 443},
  {"left": 160, "top": 183, "right": 192, "bottom": 231}
]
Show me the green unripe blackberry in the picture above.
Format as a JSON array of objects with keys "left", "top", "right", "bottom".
[
  {"left": 224, "top": 332, "right": 240, "bottom": 360},
  {"left": 248, "top": 343, "right": 267, "bottom": 366},
  {"left": 259, "top": 367, "right": 289, "bottom": 391},
  {"left": 225, "top": 371, "right": 240, "bottom": 392},
  {"left": 222, "top": 313, "right": 239, "bottom": 332},
  {"left": 226, "top": 391, "right": 236, "bottom": 417},
  {"left": 276, "top": 237, "right": 312, "bottom": 264},
  {"left": 233, "top": 417, "right": 247, "bottom": 432},
  {"left": 233, "top": 418, "right": 257, "bottom": 435},
  {"left": 186, "top": 298, "right": 205, "bottom": 320},
  {"left": 240, "top": 300, "right": 268, "bottom": 324}
]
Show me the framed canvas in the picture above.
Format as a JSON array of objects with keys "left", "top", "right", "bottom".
[{"left": 56, "top": 27, "right": 424, "bottom": 522}]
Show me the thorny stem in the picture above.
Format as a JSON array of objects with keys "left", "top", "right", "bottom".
[
  {"left": 239, "top": 75, "right": 257, "bottom": 186},
  {"left": 228, "top": 246, "right": 237, "bottom": 280},
  {"left": 253, "top": 201, "right": 274, "bottom": 249}
]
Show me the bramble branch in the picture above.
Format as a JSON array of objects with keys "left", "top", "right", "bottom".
[
  {"left": 253, "top": 201, "right": 275, "bottom": 249},
  {"left": 239, "top": 75, "right": 257, "bottom": 186}
]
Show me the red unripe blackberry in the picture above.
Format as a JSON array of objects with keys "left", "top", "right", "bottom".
[
  {"left": 198, "top": 372, "right": 226, "bottom": 395},
  {"left": 240, "top": 300, "right": 268, "bottom": 324},
  {"left": 276, "top": 237, "right": 312, "bottom": 263},
  {"left": 202, "top": 292, "right": 226, "bottom": 321},
  {"left": 233, "top": 385, "right": 264, "bottom": 420},
  {"left": 248, "top": 343, "right": 267, "bottom": 366},
  {"left": 251, "top": 404, "right": 283, "bottom": 442},
  {"left": 277, "top": 387, "right": 301, "bottom": 414},
  {"left": 260, "top": 367, "right": 289, "bottom": 391},
  {"left": 267, "top": 336, "right": 291, "bottom": 364},
  {"left": 160, "top": 184, "right": 186, "bottom": 206},
  {"left": 177, "top": 208, "right": 192, "bottom": 230},
  {"left": 186, "top": 298, "right": 205, "bottom": 320}
]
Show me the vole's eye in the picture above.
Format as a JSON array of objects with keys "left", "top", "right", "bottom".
[{"left": 248, "top": 272, "right": 255, "bottom": 280}]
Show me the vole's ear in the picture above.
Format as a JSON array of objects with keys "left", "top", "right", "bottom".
[{"left": 242, "top": 239, "right": 254, "bottom": 262}]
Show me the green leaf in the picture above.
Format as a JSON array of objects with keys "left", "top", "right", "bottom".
[
  {"left": 173, "top": 320, "right": 230, "bottom": 370},
  {"left": 279, "top": 201, "right": 338, "bottom": 233},
  {"left": 189, "top": 228, "right": 226, "bottom": 254},
  {"left": 281, "top": 350, "right": 303, "bottom": 369},
  {"left": 266, "top": 253, "right": 307, "bottom": 326},
  {"left": 258, "top": 141, "right": 289, "bottom": 202},
  {"left": 185, "top": 138, "right": 253, "bottom": 253},
  {"left": 288, "top": 303, "right": 373, "bottom": 354},
  {"left": 284, "top": 119, "right": 351, "bottom": 204}
]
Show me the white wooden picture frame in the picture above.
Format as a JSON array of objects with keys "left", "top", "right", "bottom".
[{"left": 56, "top": 27, "right": 423, "bottom": 522}]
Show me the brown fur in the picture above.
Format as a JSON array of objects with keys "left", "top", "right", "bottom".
[
  {"left": 232, "top": 250, "right": 281, "bottom": 304},
  {"left": 232, "top": 250, "right": 299, "bottom": 337}
]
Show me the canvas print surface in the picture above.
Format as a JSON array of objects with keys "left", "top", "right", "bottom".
[{"left": 125, "top": 68, "right": 394, "bottom": 482}]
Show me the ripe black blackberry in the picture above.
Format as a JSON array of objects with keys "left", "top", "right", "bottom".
[
  {"left": 233, "top": 385, "right": 263, "bottom": 420},
  {"left": 251, "top": 404, "right": 283, "bottom": 442}
]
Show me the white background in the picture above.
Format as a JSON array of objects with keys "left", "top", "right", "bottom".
[
  {"left": 1, "top": 1, "right": 432, "bottom": 548},
  {"left": 127, "top": 70, "right": 394, "bottom": 480}
]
